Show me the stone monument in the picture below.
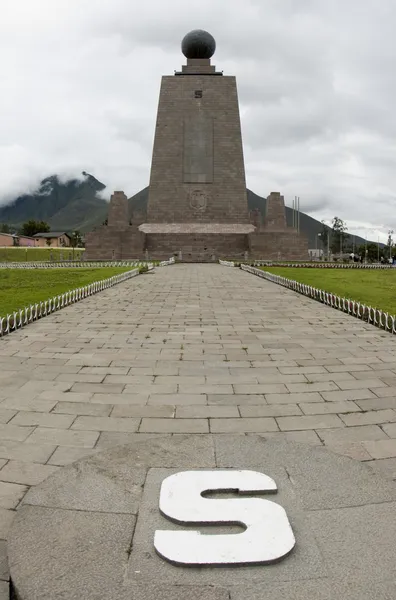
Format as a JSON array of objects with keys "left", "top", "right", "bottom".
[{"left": 85, "top": 30, "right": 308, "bottom": 261}]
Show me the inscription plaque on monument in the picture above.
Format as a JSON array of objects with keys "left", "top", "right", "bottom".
[{"left": 183, "top": 115, "right": 214, "bottom": 184}]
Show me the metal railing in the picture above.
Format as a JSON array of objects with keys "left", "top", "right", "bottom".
[
  {"left": 241, "top": 264, "right": 396, "bottom": 335},
  {"left": 219, "top": 260, "right": 235, "bottom": 267},
  {"left": 253, "top": 261, "right": 394, "bottom": 269},
  {"left": 159, "top": 257, "right": 176, "bottom": 266},
  {"left": 0, "top": 261, "right": 154, "bottom": 269}
]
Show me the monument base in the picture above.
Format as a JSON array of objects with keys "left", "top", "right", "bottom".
[
  {"left": 249, "top": 230, "right": 309, "bottom": 261},
  {"left": 85, "top": 191, "right": 309, "bottom": 262},
  {"left": 84, "top": 227, "right": 145, "bottom": 261},
  {"left": 8, "top": 435, "right": 396, "bottom": 600}
]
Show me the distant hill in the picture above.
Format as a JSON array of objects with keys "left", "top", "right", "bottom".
[
  {"left": 0, "top": 172, "right": 108, "bottom": 233},
  {"left": 0, "top": 174, "right": 372, "bottom": 249}
]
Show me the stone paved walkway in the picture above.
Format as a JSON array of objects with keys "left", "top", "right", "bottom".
[{"left": 1, "top": 263, "right": 396, "bottom": 590}]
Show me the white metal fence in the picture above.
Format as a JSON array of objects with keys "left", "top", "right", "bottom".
[
  {"left": 241, "top": 264, "right": 396, "bottom": 335},
  {"left": 219, "top": 260, "right": 235, "bottom": 267},
  {"left": 0, "top": 261, "right": 153, "bottom": 269},
  {"left": 159, "top": 257, "right": 176, "bottom": 266},
  {"left": 253, "top": 261, "right": 394, "bottom": 269}
]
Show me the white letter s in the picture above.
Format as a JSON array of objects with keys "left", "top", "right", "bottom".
[{"left": 154, "top": 470, "right": 295, "bottom": 566}]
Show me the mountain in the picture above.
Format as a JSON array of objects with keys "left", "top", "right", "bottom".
[
  {"left": 0, "top": 173, "right": 374, "bottom": 249},
  {"left": 0, "top": 172, "right": 108, "bottom": 233}
]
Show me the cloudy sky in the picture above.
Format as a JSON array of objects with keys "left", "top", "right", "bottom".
[{"left": 1, "top": 0, "right": 396, "bottom": 241}]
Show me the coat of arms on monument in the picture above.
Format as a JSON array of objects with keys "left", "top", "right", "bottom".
[{"left": 189, "top": 189, "right": 207, "bottom": 211}]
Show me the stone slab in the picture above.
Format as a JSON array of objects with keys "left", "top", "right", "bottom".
[{"left": 7, "top": 436, "right": 396, "bottom": 600}]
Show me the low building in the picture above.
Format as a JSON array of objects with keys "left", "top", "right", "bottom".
[
  {"left": 33, "top": 232, "right": 71, "bottom": 247},
  {"left": 0, "top": 233, "right": 38, "bottom": 247}
]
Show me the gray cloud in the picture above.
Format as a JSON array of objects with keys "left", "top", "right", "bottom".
[{"left": 1, "top": 0, "right": 396, "bottom": 240}]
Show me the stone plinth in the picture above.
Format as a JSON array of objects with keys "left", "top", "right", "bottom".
[
  {"left": 85, "top": 191, "right": 145, "bottom": 260},
  {"left": 265, "top": 192, "right": 287, "bottom": 230},
  {"left": 8, "top": 436, "right": 396, "bottom": 599},
  {"left": 249, "top": 231, "right": 309, "bottom": 260},
  {"left": 108, "top": 191, "right": 129, "bottom": 227},
  {"left": 247, "top": 191, "right": 309, "bottom": 260}
]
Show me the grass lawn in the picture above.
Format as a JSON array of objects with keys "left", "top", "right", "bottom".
[
  {"left": 263, "top": 267, "right": 396, "bottom": 316},
  {"left": 0, "top": 247, "right": 85, "bottom": 262},
  {"left": 0, "top": 268, "right": 133, "bottom": 317}
]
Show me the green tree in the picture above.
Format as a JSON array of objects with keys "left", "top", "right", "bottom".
[
  {"left": 356, "top": 243, "right": 383, "bottom": 263},
  {"left": 330, "top": 217, "right": 348, "bottom": 254},
  {"left": 46, "top": 238, "right": 52, "bottom": 247},
  {"left": 70, "top": 230, "right": 83, "bottom": 248},
  {"left": 0, "top": 223, "right": 11, "bottom": 234},
  {"left": 319, "top": 220, "right": 329, "bottom": 255},
  {"left": 19, "top": 220, "right": 50, "bottom": 237}
]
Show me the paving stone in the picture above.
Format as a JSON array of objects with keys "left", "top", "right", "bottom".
[
  {"left": 207, "top": 394, "right": 266, "bottom": 405},
  {"left": 112, "top": 405, "right": 175, "bottom": 418},
  {"left": 72, "top": 416, "right": 140, "bottom": 433},
  {"left": 381, "top": 423, "right": 396, "bottom": 438},
  {"left": 367, "top": 458, "right": 396, "bottom": 480},
  {"left": 0, "top": 409, "right": 16, "bottom": 424},
  {"left": 324, "top": 442, "right": 372, "bottom": 461},
  {"left": 148, "top": 394, "right": 206, "bottom": 406},
  {"left": 321, "top": 389, "right": 377, "bottom": 402},
  {"left": 210, "top": 417, "right": 278, "bottom": 433},
  {"left": 238, "top": 404, "right": 302, "bottom": 417},
  {"left": 266, "top": 391, "right": 323, "bottom": 404},
  {"left": 0, "top": 424, "right": 34, "bottom": 443},
  {"left": 0, "top": 461, "right": 59, "bottom": 486},
  {"left": 356, "top": 397, "right": 396, "bottom": 410},
  {"left": 95, "top": 432, "right": 172, "bottom": 449},
  {"left": 335, "top": 378, "right": 388, "bottom": 390},
  {"left": 299, "top": 401, "right": 360, "bottom": 415},
  {"left": 71, "top": 383, "right": 125, "bottom": 394},
  {"left": 254, "top": 430, "right": 322, "bottom": 445},
  {"left": 213, "top": 436, "right": 396, "bottom": 510},
  {"left": 308, "top": 503, "right": 396, "bottom": 581},
  {"left": 1, "top": 398, "right": 57, "bottom": 412},
  {"left": 318, "top": 425, "right": 388, "bottom": 444},
  {"left": 326, "top": 364, "right": 373, "bottom": 373},
  {"left": 47, "top": 446, "right": 99, "bottom": 466},
  {"left": 0, "top": 482, "right": 27, "bottom": 510},
  {"left": 53, "top": 401, "right": 113, "bottom": 416},
  {"left": 303, "top": 372, "right": 356, "bottom": 382},
  {"left": 8, "top": 506, "right": 136, "bottom": 599},
  {"left": 175, "top": 405, "right": 238, "bottom": 418},
  {"left": 286, "top": 382, "right": 339, "bottom": 393},
  {"left": 56, "top": 373, "right": 106, "bottom": 383},
  {"left": 231, "top": 579, "right": 396, "bottom": 599},
  {"left": 233, "top": 384, "right": 288, "bottom": 394},
  {"left": 26, "top": 428, "right": 99, "bottom": 448},
  {"left": 277, "top": 414, "right": 344, "bottom": 431},
  {"left": 0, "top": 508, "right": 15, "bottom": 540},
  {"left": 123, "top": 384, "right": 178, "bottom": 395},
  {"left": 363, "top": 439, "right": 396, "bottom": 459},
  {"left": 340, "top": 409, "right": 396, "bottom": 427},
  {"left": 0, "top": 581, "right": 8, "bottom": 599},
  {"left": 39, "top": 391, "right": 93, "bottom": 403},
  {"left": 0, "top": 441, "right": 55, "bottom": 465},
  {"left": 372, "top": 384, "right": 396, "bottom": 397},
  {"left": 91, "top": 393, "right": 148, "bottom": 405},
  {"left": 0, "top": 539, "right": 8, "bottom": 580},
  {"left": 140, "top": 418, "right": 208, "bottom": 433},
  {"left": 10, "top": 412, "right": 75, "bottom": 429}
]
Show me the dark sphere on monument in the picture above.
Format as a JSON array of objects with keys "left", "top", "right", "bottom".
[{"left": 181, "top": 29, "right": 216, "bottom": 59}]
